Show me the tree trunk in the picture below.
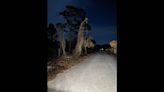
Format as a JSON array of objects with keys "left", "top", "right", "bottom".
[
  {"left": 61, "top": 31, "right": 66, "bottom": 57},
  {"left": 84, "top": 46, "right": 87, "bottom": 55},
  {"left": 73, "top": 18, "right": 87, "bottom": 57},
  {"left": 58, "top": 48, "right": 60, "bottom": 57},
  {"left": 69, "top": 41, "right": 71, "bottom": 52},
  {"left": 73, "top": 29, "right": 84, "bottom": 57},
  {"left": 83, "top": 38, "right": 87, "bottom": 55}
]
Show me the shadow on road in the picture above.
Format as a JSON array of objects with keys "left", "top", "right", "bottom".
[{"left": 48, "top": 88, "right": 70, "bottom": 92}]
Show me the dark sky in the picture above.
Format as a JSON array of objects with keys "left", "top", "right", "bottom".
[{"left": 48, "top": 0, "right": 117, "bottom": 44}]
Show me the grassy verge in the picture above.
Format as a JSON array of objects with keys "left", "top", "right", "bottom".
[{"left": 47, "top": 55, "right": 88, "bottom": 81}]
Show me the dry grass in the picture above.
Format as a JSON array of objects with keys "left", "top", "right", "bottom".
[{"left": 48, "top": 55, "right": 88, "bottom": 81}]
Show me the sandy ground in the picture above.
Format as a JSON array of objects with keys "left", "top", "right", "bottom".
[{"left": 48, "top": 52, "right": 117, "bottom": 92}]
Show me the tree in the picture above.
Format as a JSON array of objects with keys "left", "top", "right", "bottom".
[
  {"left": 47, "top": 24, "right": 57, "bottom": 47},
  {"left": 47, "top": 24, "right": 59, "bottom": 60},
  {"left": 83, "top": 23, "right": 93, "bottom": 54},
  {"left": 73, "top": 18, "right": 90, "bottom": 56},
  {"left": 60, "top": 5, "right": 86, "bottom": 53},
  {"left": 60, "top": 5, "right": 92, "bottom": 57},
  {"left": 109, "top": 40, "right": 117, "bottom": 54},
  {"left": 56, "top": 23, "right": 66, "bottom": 57}
]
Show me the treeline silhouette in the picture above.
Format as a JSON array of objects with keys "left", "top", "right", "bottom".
[{"left": 47, "top": 5, "right": 113, "bottom": 61}]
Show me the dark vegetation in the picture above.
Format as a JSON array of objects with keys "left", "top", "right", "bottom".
[{"left": 47, "top": 5, "right": 114, "bottom": 80}]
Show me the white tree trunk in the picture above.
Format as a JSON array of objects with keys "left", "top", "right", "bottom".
[
  {"left": 83, "top": 38, "right": 87, "bottom": 54},
  {"left": 73, "top": 18, "right": 87, "bottom": 57},
  {"left": 74, "top": 29, "right": 84, "bottom": 57},
  {"left": 59, "top": 30, "right": 66, "bottom": 57},
  {"left": 84, "top": 46, "right": 87, "bottom": 54},
  {"left": 58, "top": 48, "right": 60, "bottom": 57}
]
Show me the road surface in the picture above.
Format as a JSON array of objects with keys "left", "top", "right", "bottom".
[{"left": 48, "top": 52, "right": 117, "bottom": 92}]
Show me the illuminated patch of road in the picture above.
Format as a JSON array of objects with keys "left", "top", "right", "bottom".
[{"left": 48, "top": 53, "right": 117, "bottom": 92}]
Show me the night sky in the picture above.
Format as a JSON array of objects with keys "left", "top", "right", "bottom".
[{"left": 48, "top": 0, "right": 117, "bottom": 44}]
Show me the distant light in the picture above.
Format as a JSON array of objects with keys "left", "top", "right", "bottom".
[{"left": 100, "top": 48, "right": 104, "bottom": 51}]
